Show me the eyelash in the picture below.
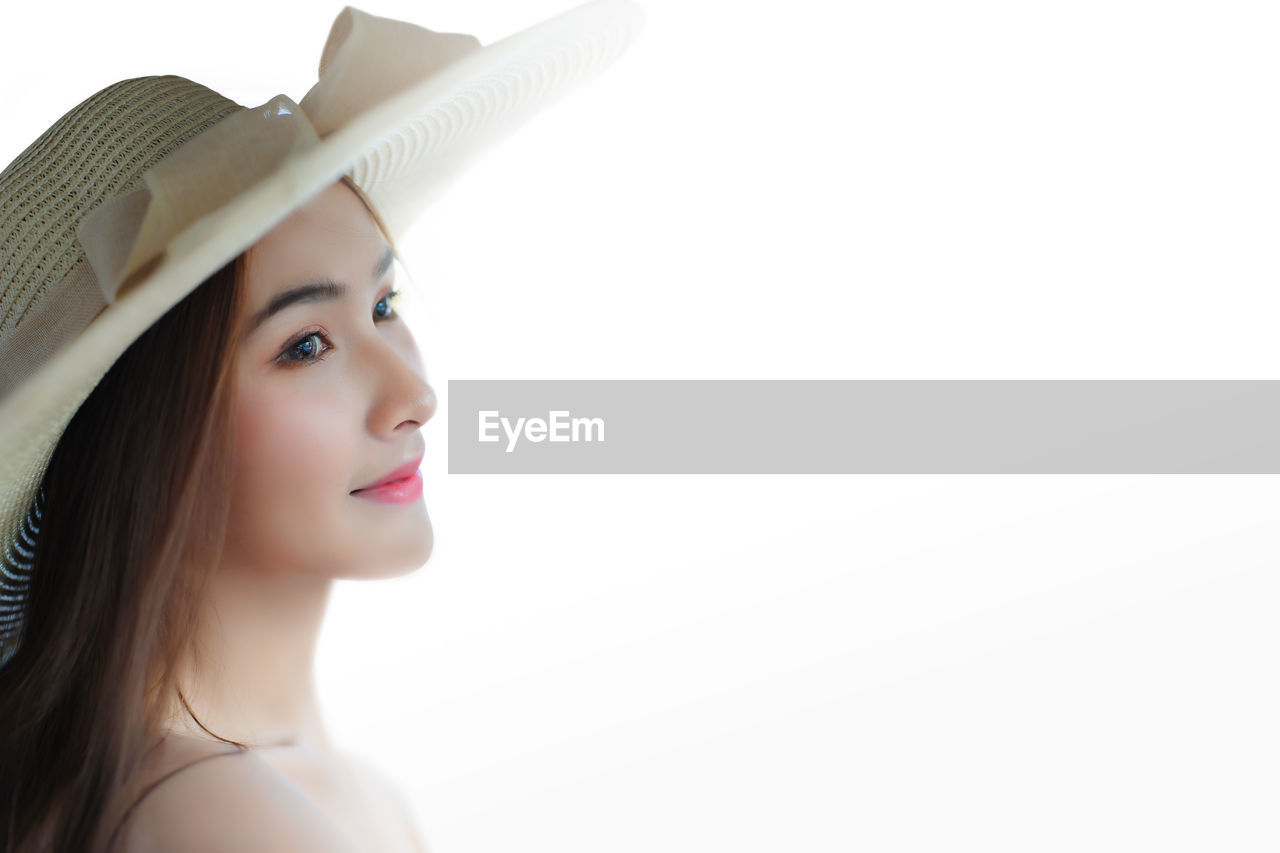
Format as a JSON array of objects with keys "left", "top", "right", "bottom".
[{"left": 275, "top": 289, "right": 403, "bottom": 368}]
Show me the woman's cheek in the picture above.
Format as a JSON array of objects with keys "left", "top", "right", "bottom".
[{"left": 230, "top": 384, "right": 357, "bottom": 569}]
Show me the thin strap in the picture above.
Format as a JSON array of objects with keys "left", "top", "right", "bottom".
[{"left": 103, "top": 745, "right": 249, "bottom": 852}]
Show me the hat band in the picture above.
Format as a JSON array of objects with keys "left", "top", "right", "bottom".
[{"left": 0, "top": 96, "right": 322, "bottom": 402}]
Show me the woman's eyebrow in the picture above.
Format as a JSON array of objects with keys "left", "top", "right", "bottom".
[{"left": 248, "top": 245, "right": 395, "bottom": 334}]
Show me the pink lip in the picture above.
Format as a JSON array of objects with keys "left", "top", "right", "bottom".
[
  {"left": 352, "top": 470, "right": 422, "bottom": 505},
  {"left": 351, "top": 455, "right": 424, "bottom": 504}
]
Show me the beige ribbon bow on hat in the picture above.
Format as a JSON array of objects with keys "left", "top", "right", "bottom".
[{"left": 76, "top": 7, "right": 480, "bottom": 307}]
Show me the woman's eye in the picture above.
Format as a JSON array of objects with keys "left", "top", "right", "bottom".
[
  {"left": 277, "top": 331, "right": 332, "bottom": 367},
  {"left": 375, "top": 289, "right": 402, "bottom": 321},
  {"left": 275, "top": 291, "right": 402, "bottom": 368}
]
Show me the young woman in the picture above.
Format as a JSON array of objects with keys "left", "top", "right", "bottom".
[
  {"left": 0, "top": 3, "right": 641, "bottom": 850},
  {"left": 90, "top": 176, "right": 430, "bottom": 852}
]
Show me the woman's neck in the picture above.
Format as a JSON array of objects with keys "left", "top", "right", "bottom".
[{"left": 161, "top": 562, "right": 336, "bottom": 754}]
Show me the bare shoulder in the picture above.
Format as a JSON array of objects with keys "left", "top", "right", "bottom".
[
  {"left": 339, "top": 750, "right": 409, "bottom": 807},
  {"left": 115, "top": 747, "right": 359, "bottom": 853},
  {"left": 338, "top": 750, "right": 430, "bottom": 852}
]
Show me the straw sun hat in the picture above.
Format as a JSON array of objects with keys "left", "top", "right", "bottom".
[{"left": 0, "top": 0, "right": 643, "bottom": 665}]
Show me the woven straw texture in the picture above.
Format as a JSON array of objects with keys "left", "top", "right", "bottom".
[{"left": 0, "top": 78, "right": 244, "bottom": 663}]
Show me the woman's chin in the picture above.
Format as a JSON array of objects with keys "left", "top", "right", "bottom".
[{"left": 352, "top": 521, "right": 433, "bottom": 580}]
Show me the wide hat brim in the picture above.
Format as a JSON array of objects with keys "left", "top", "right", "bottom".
[{"left": 0, "top": 0, "right": 643, "bottom": 660}]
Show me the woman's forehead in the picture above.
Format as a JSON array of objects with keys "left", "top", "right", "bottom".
[{"left": 244, "top": 182, "right": 388, "bottom": 294}]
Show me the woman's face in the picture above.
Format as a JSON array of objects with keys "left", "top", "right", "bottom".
[{"left": 227, "top": 180, "right": 436, "bottom": 580}]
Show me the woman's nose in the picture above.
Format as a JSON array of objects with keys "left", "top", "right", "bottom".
[{"left": 365, "top": 338, "right": 437, "bottom": 436}]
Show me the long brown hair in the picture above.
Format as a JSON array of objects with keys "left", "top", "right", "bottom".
[
  {"left": 0, "top": 175, "right": 399, "bottom": 852},
  {"left": 0, "top": 244, "right": 247, "bottom": 851}
]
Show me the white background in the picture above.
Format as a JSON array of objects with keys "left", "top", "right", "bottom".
[{"left": 4, "top": 1, "right": 1280, "bottom": 850}]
